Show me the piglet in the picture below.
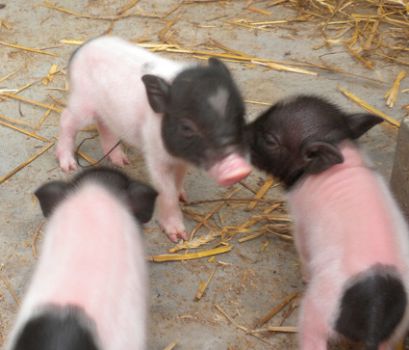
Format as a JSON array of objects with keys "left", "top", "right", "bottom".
[
  {"left": 56, "top": 36, "right": 251, "bottom": 242},
  {"left": 246, "top": 95, "right": 409, "bottom": 350},
  {"left": 5, "top": 167, "right": 157, "bottom": 350}
]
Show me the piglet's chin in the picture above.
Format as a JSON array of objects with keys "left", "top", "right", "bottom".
[{"left": 208, "top": 153, "right": 252, "bottom": 187}]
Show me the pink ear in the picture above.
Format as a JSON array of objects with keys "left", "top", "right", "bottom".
[{"left": 302, "top": 141, "right": 343, "bottom": 174}]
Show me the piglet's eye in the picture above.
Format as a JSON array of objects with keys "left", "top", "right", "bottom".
[
  {"left": 179, "top": 119, "right": 198, "bottom": 138},
  {"left": 263, "top": 133, "right": 279, "bottom": 149}
]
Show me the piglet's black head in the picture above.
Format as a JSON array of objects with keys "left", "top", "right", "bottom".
[
  {"left": 35, "top": 167, "right": 158, "bottom": 223},
  {"left": 141, "top": 57, "right": 246, "bottom": 170},
  {"left": 246, "top": 95, "right": 383, "bottom": 189}
]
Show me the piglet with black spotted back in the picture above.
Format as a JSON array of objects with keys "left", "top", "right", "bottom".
[
  {"left": 246, "top": 95, "right": 409, "bottom": 350},
  {"left": 56, "top": 36, "right": 251, "bottom": 242},
  {"left": 6, "top": 167, "right": 157, "bottom": 350}
]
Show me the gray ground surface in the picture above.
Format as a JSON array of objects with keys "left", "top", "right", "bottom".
[{"left": 0, "top": 1, "right": 408, "bottom": 349}]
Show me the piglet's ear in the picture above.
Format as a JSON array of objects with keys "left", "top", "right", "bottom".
[
  {"left": 302, "top": 142, "right": 343, "bottom": 174},
  {"left": 127, "top": 182, "right": 158, "bottom": 224},
  {"left": 345, "top": 113, "right": 383, "bottom": 139},
  {"left": 208, "top": 57, "right": 231, "bottom": 77},
  {"left": 35, "top": 181, "right": 69, "bottom": 217},
  {"left": 141, "top": 75, "right": 170, "bottom": 114}
]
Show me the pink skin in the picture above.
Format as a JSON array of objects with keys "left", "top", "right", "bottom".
[
  {"left": 208, "top": 153, "right": 252, "bottom": 187},
  {"left": 56, "top": 36, "right": 198, "bottom": 241},
  {"left": 287, "top": 141, "right": 409, "bottom": 349},
  {"left": 6, "top": 183, "right": 147, "bottom": 350}
]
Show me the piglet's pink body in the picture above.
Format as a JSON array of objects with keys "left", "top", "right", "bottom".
[
  {"left": 288, "top": 142, "right": 409, "bottom": 350},
  {"left": 7, "top": 182, "right": 147, "bottom": 350}
]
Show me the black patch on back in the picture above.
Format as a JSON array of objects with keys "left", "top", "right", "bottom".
[
  {"left": 12, "top": 305, "right": 99, "bottom": 350},
  {"left": 335, "top": 265, "right": 407, "bottom": 349}
]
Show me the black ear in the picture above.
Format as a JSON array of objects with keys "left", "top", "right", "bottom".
[
  {"left": 208, "top": 57, "right": 231, "bottom": 76},
  {"left": 127, "top": 182, "right": 158, "bottom": 223},
  {"left": 345, "top": 113, "right": 383, "bottom": 139},
  {"left": 302, "top": 142, "right": 344, "bottom": 174},
  {"left": 141, "top": 74, "right": 170, "bottom": 113},
  {"left": 35, "top": 181, "right": 69, "bottom": 217}
]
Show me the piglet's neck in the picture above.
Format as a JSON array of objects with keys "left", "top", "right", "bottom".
[{"left": 293, "top": 140, "right": 368, "bottom": 192}]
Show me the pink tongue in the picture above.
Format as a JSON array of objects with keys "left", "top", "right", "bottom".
[{"left": 208, "top": 153, "right": 252, "bottom": 186}]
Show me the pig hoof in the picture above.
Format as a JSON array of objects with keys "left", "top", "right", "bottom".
[
  {"left": 108, "top": 151, "right": 130, "bottom": 167},
  {"left": 57, "top": 155, "right": 78, "bottom": 172},
  {"left": 179, "top": 190, "right": 188, "bottom": 203},
  {"left": 167, "top": 230, "right": 188, "bottom": 243}
]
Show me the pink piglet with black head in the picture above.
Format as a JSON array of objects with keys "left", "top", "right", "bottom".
[
  {"left": 5, "top": 167, "right": 157, "bottom": 350},
  {"left": 56, "top": 36, "right": 251, "bottom": 242},
  {"left": 246, "top": 95, "right": 409, "bottom": 350}
]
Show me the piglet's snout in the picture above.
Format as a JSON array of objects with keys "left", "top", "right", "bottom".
[{"left": 208, "top": 153, "right": 252, "bottom": 186}]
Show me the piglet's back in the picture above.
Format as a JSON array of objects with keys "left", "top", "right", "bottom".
[
  {"left": 12, "top": 182, "right": 147, "bottom": 350},
  {"left": 289, "top": 142, "right": 408, "bottom": 277}
]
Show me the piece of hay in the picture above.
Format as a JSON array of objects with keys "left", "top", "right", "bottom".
[
  {"left": 250, "top": 326, "right": 297, "bottom": 334},
  {"left": 338, "top": 86, "right": 400, "bottom": 127},
  {"left": 163, "top": 342, "right": 177, "bottom": 350},
  {"left": 42, "top": 64, "right": 59, "bottom": 85},
  {"left": 0, "top": 119, "right": 49, "bottom": 142},
  {"left": 1, "top": 142, "right": 54, "bottom": 184},
  {"left": 1, "top": 92, "right": 62, "bottom": 113},
  {"left": 148, "top": 245, "right": 233, "bottom": 262},
  {"left": 247, "top": 176, "right": 275, "bottom": 210},
  {"left": 194, "top": 266, "right": 217, "bottom": 301},
  {"left": 254, "top": 292, "right": 299, "bottom": 328},
  {"left": 0, "top": 40, "right": 58, "bottom": 57},
  {"left": 384, "top": 70, "right": 407, "bottom": 108}
]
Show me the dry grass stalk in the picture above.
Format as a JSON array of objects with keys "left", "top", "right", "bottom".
[
  {"left": 338, "top": 86, "right": 400, "bottom": 127},
  {"left": 246, "top": 6, "right": 271, "bottom": 16},
  {"left": 194, "top": 266, "right": 217, "bottom": 301},
  {"left": 238, "top": 231, "right": 264, "bottom": 243},
  {"left": 244, "top": 99, "right": 271, "bottom": 106},
  {"left": 247, "top": 176, "right": 275, "bottom": 210},
  {"left": 163, "top": 341, "right": 177, "bottom": 350},
  {"left": 148, "top": 244, "right": 233, "bottom": 262},
  {"left": 35, "top": 107, "right": 54, "bottom": 130},
  {"left": 0, "top": 40, "right": 58, "bottom": 57},
  {"left": 250, "top": 326, "right": 297, "bottom": 334},
  {"left": 384, "top": 70, "right": 407, "bottom": 108},
  {"left": 0, "top": 142, "right": 55, "bottom": 185},
  {"left": 31, "top": 223, "right": 44, "bottom": 258},
  {"left": 215, "top": 304, "right": 275, "bottom": 346},
  {"left": 1, "top": 92, "right": 62, "bottom": 113},
  {"left": 42, "top": 1, "right": 159, "bottom": 21},
  {"left": 76, "top": 151, "right": 98, "bottom": 165},
  {"left": 117, "top": 0, "right": 140, "bottom": 15},
  {"left": 252, "top": 60, "right": 318, "bottom": 76},
  {"left": 0, "top": 119, "right": 49, "bottom": 142},
  {"left": 291, "top": 1, "right": 409, "bottom": 68},
  {"left": 170, "top": 230, "right": 220, "bottom": 253},
  {"left": 42, "top": 64, "right": 59, "bottom": 85},
  {"left": 0, "top": 67, "right": 22, "bottom": 84},
  {"left": 0, "top": 269, "right": 20, "bottom": 307},
  {"left": 254, "top": 292, "right": 299, "bottom": 328},
  {"left": 189, "top": 187, "right": 240, "bottom": 240},
  {"left": 0, "top": 113, "right": 34, "bottom": 128}
]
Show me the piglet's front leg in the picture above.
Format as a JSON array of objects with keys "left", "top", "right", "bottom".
[{"left": 149, "top": 160, "right": 188, "bottom": 243}]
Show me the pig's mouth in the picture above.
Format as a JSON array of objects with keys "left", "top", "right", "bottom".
[{"left": 208, "top": 153, "right": 252, "bottom": 186}]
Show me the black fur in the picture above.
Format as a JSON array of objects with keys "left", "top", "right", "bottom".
[
  {"left": 335, "top": 265, "right": 407, "bottom": 350},
  {"left": 142, "top": 58, "right": 246, "bottom": 170},
  {"left": 35, "top": 167, "right": 157, "bottom": 223},
  {"left": 245, "top": 95, "right": 383, "bottom": 189},
  {"left": 12, "top": 305, "right": 99, "bottom": 350}
]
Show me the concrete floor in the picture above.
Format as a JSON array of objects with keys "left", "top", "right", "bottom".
[{"left": 0, "top": 1, "right": 408, "bottom": 349}]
